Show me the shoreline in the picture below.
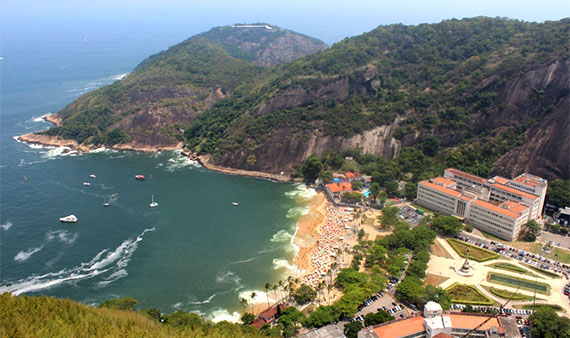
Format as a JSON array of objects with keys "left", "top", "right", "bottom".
[
  {"left": 292, "top": 193, "right": 327, "bottom": 274},
  {"left": 196, "top": 155, "right": 300, "bottom": 183}
]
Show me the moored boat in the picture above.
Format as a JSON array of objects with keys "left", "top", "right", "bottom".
[
  {"left": 149, "top": 194, "right": 158, "bottom": 208},
  {"left": 232, "top": 202, "right": 239, "bottom": 206},
  {"left": 83, "top": 182, "right": 91, "bottom": 186},
  {"left": 59, "top": 215, "right": 78, "bottom": 223},
  {"left": 89, "top": 174, "right": 96, "bottom": 178},
  {"left": 135, "top": 175, "right": 145, "bottom": 181}
]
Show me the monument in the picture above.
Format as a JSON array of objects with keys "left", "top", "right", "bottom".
[{"left": 454, "top": 247, "right": 475, "bottom": 276}]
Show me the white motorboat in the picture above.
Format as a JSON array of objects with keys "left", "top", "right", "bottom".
[
  {"left": 232, "top": 202, "right": 239, "bottom": 206},
  {"left": 149, "top": 195, "right": 158, "bottom": 208},
  {"left": 83, "top": 182, "right": 91, "bottom": 186},
  {"left": 89, "top": 174, "right": 96, "bottom": 178},
  {"left": 59, "top": 215, "right": 78, "bottom": 223}
]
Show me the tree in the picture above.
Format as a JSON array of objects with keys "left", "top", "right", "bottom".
[
  {"left": 522, "top": 220, "right": 541, "bottom": 241},
  {"left": 430, "top": 216, "right": 464, "bottom": 236},
  {"left": 406, "top": 259, "right": 428, "bottom": 279},
  {"left": 424, "top": 285, "right": 452, "bottom": 310},
  {"left": 239, "top": 298, "right": 248, "bottom": 315},
  {"left": 403, "top": 182, "right": 418, "bottom": 200},
  {"left": 246, "top": 154, "right": 257, "bottom": 167},
  {"left": 293, "top": 285, "right": 317, "bottom": 304},
  {"left": 279, "top": 307, "right": 305, "bottom": 337},
  {"left": 385, "top": 181, "right": 399, "bottom": 196},
  {"left": 241, "top": 312, "right": 255, "bottom": 324},
  {"left": 530, "top": 306, "right": 570, "bottom": 338},
  {"left": 344, "top": 321, "right": 363, "bottom": 338},
  {"left": 250, "top": 292, "right": 257, "bottom": 314},
  {"left": 357, "top": 229, "right": 366, "bottom": 241},
  {"left": 319, "top": 170, "right": 333, "bottom": 183},
  {"left": 98, "top": 297, "right": 138, "bottom": 311},
  {"left": 546, "top": 179, "right": 570, "bottom": 209},
  {"left": 364, "top": 310, "right": 394, "bottom": 327},
  {"left": 395, "top": 277, "right": 426, "bottom": 306},
  {"left": 378, "top": 206, "right": 399, "bottom": 230},
  {"left": 303, "top": 305, "right": 335, "bottom": 328},
  {"left": 370, "top": 182, "right": 381, "bottom": 200},
  {"left": 351, "top": 180, "right": 363, "bottom": 190},
  {"left": 264, "top": 283, "right": 271, "bottom": 307},
  {"left": 302, "top": 156, "right": 323, "bottom": 181},
  {"left": 163, "top": 311, "right": 204, "bottom": 328},
  {"left": 343, "top": 192, "right": 363, "bottom": 204}
]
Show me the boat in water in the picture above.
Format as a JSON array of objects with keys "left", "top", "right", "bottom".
[
  {"left": 149, "top": 195, "right": 158, "bottom": 208},
  {"left": 232, "top": 202, "right": 239, "bottom": 206},
  {"left": 89, "top": 174, "right": 96, "bottom": 178},
  {"left": 83, "top": 182, "right": 91, "bottom": 186},
  {"left": 135, "top": 175, "right": 145, "bottom": 181},
  {"left": 103, "top": 198, "right": 110, "bottom": 207},
  {"left": 59, "top": 215, "right": 78, "bottom": 223}
]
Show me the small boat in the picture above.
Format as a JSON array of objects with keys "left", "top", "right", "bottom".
[
  {"left": 103, "top": 198, "right": 110, "bottom": 207},
  {"left": 83, "top": 182, "right": 91, "bottom": 186},
  {"left": 59, "top": 215, "right": 78, "bottom": 223},
  {"left": 135, "top": 175, "right": 145, "bottom": 181},
  {"left": 149, "top": 194, "right": 158, "bottom": 208},
  {"left": 89, "top": 174, "right": 96, "bottom": 178},
  {"left": 232, "top": 202, "right": 239, "bottom": 206}
]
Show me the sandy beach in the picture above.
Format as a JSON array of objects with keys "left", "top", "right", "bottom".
[{"left": 293, "top": 193, "right": 327, "bottom": 272}]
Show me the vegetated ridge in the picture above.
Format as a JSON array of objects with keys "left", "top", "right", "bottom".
[{"left": 35, "top": 18, "right": 569, "bottom": 181}]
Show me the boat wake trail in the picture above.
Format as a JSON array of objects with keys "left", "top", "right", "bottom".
[
  {"left": 14, "top": 246, "right": 44, "bottom": 262},
  {"left": 0, "top": 227, "right": 155, "bottom": 295}
]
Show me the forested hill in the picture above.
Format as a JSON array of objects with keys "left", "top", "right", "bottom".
[
  {"left": 39, "top": 18, "right": 569, "bottom": 181},
  {"left": 186, "top": 17, "right": 569, "bottom": 181},
  {"left": 39, "top": 24, "right": 327, "bottom": 150}
]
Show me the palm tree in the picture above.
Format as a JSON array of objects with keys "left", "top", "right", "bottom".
[
  {"left": 272, "top": 284, "right": 279, "bottom": 304},
  {"left": 278, "top": 280, "right": 284, "bottom": 301},
  {"left": 239, "top": 298, "right": 248, "bottom": 315},
  {"left": 317, "top": 281, "right": 325, "bottom": 304},
  {"left": 327, "top": 284, "right": 333, "bottom": 305},
  {"left": 264, "top": 282, "right": 271, "bottom": 307},
  {"left": 250, "top": 292, "right": 257, "bottom": 314}
]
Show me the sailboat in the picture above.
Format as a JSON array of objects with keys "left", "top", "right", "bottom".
[{"left": 149, "top": 195, "right": 158, "bottom": 208}]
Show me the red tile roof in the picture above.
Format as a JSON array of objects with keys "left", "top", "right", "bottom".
[
  {"left": 433, "top": 177, "right": 456, "bottom": 187},
  {"left": 345, "top": 172, "right": 356, "bottom": 180},
  {"left": 445, "top": 168, "right": 487, "bottom": 183},
  {"left": 513, "top": 176, "right": 540, "bottom": 187},
  {"left": 327, "top": 182, "right": 353, "bottom": 193},
  {"left": 420, "top": 181, "right": 462, "bottom": 197},
  {"left": 491, "top": 183, "right": 538, "bottom": 200},
  {"left": 447, "top": 313, "right": 504, "bottom": 333},
  {"left": 473, "top": 200, "right": 519, "bottom": 219}
]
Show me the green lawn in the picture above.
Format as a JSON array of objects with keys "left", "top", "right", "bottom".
[
  {"left": 445, "top": 283, "right": 494, "bottom": 305},
  {"left": 483, "top": 286, "right": 543, "bottom": 301},
  {"left": 515, "top": 304, "right": 565, "bottom": 312},
  {"left": 487, "top": 272, "right": 550, "bottom": 295},
  {"left": 410, "top": 203, "right": 436, "bottom": 215},
  {"left": 488, "top": 263, "right": 542, "bottom": 278},
  {"left": 522, "top": 263, "right": 562, "bottom": 279},
  {"left": 548, "top": 247, "right": 570, "bottom": 264},
  {"left": 447, "top": 239, "right": 499, "bottom": 262}
]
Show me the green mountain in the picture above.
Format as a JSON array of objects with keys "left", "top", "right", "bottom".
[
  {"left": 38, "top": 24, "right": 326, "bottom": 149},
  {"left": 39, "top": 18, "right": 569, "bottom": 180}
]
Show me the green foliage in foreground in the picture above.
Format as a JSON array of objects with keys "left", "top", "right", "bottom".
[
  {"left": 522, "top": 263, "right": 563, "bottom": 278},
  {"left": 445, "top": 283, "right": 494, "bottom": 305},
  {"left": 0, "top": 293, "right": 270, "bottom": 338},
  {"left": 294, "top": 284, "right": 317, "bottom": 304},
  {"left": 546, "top": 179, "right": 570, "bottom": 210},
  {"left": 429, "top": 216, "right": 464, "bottom": 236},
  {"left": 529, "top": 306, "right": 570, "bottom": 338},
  {"left": 447, "top": 238, "right": 499, "bottom": 262}
]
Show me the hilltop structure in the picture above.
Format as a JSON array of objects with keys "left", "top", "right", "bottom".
[
  {"left": 416, "top": 168, "right": 547, "bottom": 241},
  {"left": 358, "top": 301, "right": 521, "bottom": 338}
]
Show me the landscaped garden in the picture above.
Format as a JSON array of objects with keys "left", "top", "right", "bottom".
[
  {"left": 488, "top": 263, "right": 540, "bottom": 277},
  {"left": 484, "top": 286, "right": 543, "bottom": 301},
  {"left": 445, "top": 283, "right": 494, "bottom": 305},
  {"left": 447, "top": 239, "right": 499, "bottom": 262},
  {"left": 522, "top": 263, "right": 562, "bottom": 279},
  {"left": 487, "top": 272, "right": 550, "bottom": 294},
  {"left": 517, "top": 304, "right": 564, "bottom": 312}
]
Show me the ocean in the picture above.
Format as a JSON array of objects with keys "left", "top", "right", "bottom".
[{"left": 0, "top": 29, "right": 313, "bottom": 322}]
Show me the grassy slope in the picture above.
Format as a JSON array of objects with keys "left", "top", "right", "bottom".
[{"left": 0, "top": 293, "right": 264, "bottom": 338}]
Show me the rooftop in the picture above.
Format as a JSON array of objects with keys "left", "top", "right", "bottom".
[
  {"left": 372, "top": 316, "right": 425, "bottom": 338},
  {"left": 445, "top": 168, "right": 487, "bottom": 184},
  {"left": 491, "top": 183, "right": 539, "bottom": 200},
  {"left": 473, "top": 200, "right": 522, "bottom": 219},
  {"left": 447, "top": 313, "right": 504, "bottom": 334},
  {"left": 491, "top": 176, "right": 510, "bottom": 185},
  {"left": 326, "top": 182, "right": 353, "bottom": 193},
  {"left": 421, "top": 181, "right": 462, "bottom": 197},
  {"left": 433, "top": 177, "right": 456, "bottom": 188}
]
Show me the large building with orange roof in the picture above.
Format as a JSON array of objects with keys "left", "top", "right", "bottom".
[
  {"left": 358, "top": 302, "right": 521, "bottom": 338},
  {"left": 416, "top": 168, "right": 547, "bottom": 241}
]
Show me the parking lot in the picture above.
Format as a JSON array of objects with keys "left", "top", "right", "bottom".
[
  {"left": 350, "top": 290, "right": 409, "bottom": 323},
  {"left": 458, "top": 233, "right": 570, "bottom": 276},
  {"left": 397, "top": 206, "right": 424, "bottom": 226}
]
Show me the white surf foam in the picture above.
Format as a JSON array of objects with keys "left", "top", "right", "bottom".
[
  {"left": 45, "top": 230, "right": 78, "bottom": 245},
  {"left": 1, "top": 221, "right": 13, "bottom": 231},
  {"left": 14, "top": 246, "right": 43, "bottom": 262},
  {"left": 272, "top": 258, "right": 296, "bottom": 272},
  {"left": 286, "top": 206, "right": 309, "bottom": 219},
  {"left": 40, "top": 146, "right": 72, "bottom": 158},
  {"left": 285, "top": 184, "right": 317, "bottom": 200},
  {"left": 270, "top": 229, "right": 293, "bottom": 242},
  {"left": 164, "top": 152, "right": 200, "bottom": 171},
  {"left": 238, "top": 289, "right": 275, "bottom": 305},
  {"left": 216, "top": 271, "right": 241, "bottom": 285},
  {"left": 113, "top": 73, "right": 128, "bottom": 81},
  {"left": 0, "top": 227, "right": 155, "bottom": 295},
  {"left": 230, "top": 257, "right": 256, "bottom": 265},
  {"left": 210, "top": 309, "right": 241, "bottom": 323},
  {"left": 188, "top": 293, "right": 217, "bottom": 305},
  {"left": 31, "top": 113, "right": 52, "bottom": 123}
]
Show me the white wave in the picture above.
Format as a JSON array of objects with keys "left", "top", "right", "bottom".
[
  {"left": 188, "top": 293, "right": 216, "bottom": 305},
  {"left": 0, "top": 227, "right": 155, "bottom": 295},
  {"left": 272, "top": 258, "right": 296, "bottom": 272},
  {"left": 238, "top": 289, "right": 275, "bottom": 305},
  {"left": 45, "top": 230, "right": 78, "bottom": 245},
  {"left": 291, "top": 223, "right": 300, "bottom": 256},
  {"left": 163, "top": 153, "right": 200, "bottom": 171},
  {"left": 14, "top": 246, "right": 43, "bottom": 262},
  {"left": 286, "top": 206, "right": 309, "bottom": 219},
  {"left": 256, "top": 248, "right": 278, "bottom": 254},
  {"left": 27, "top": 143, "right": 46, "bottom": 149},
  {"left": 270, "top": 229, "right": 293, "bottom": 242},
  {"left": 216, "top": 271, "right": 241, "bottom": 285},
  {"left": 285, "top": 184, "right": 316, "bottom": 200},
  {"left": 113, "top": 73, "right": 128, "bottom": 81},
  {"left": 210, "top": 309, "right": 241, "bottom": 323},
  {"left": 230, "top": 257, "right": 256, "bottom": 265},
  {"left": 97, "top": 269, "right": 128, "bottom": 287},
  {"left": 89, "top": 147, "right": 119, "bottom": 154},
  {"left": 30, "top": 113, "right": 52, "bottom": 123},
  {"left": 40, "top": 146, "right": 72, "bottom": 158},
  {"left": 1, "top": 221, "right": 13, "bottom": 231}
]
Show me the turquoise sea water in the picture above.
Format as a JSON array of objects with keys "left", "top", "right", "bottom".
[{"left": 0, "top": 31, "right": 310, "bottom": 321}]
